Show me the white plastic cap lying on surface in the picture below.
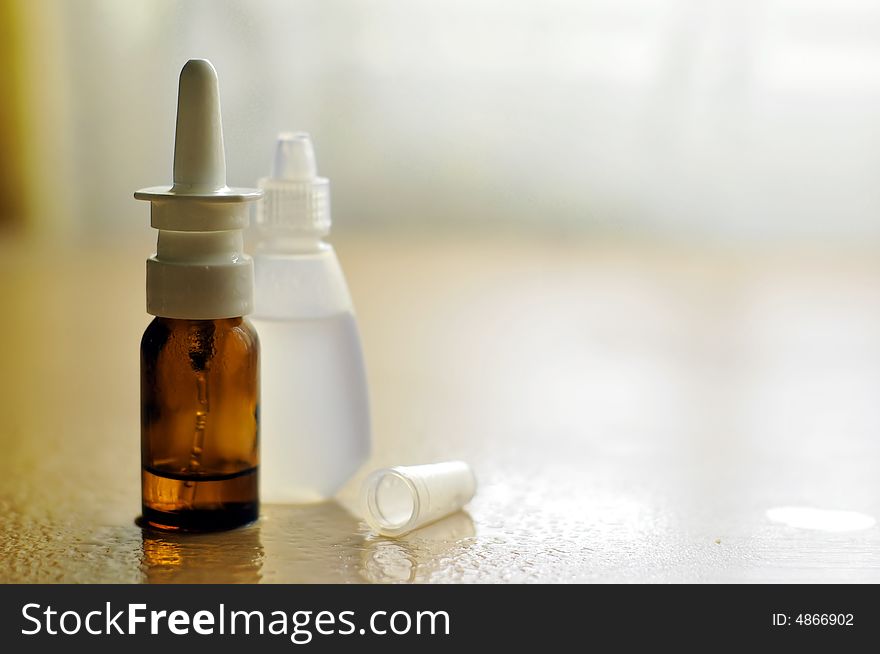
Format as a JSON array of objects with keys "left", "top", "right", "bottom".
[{"left": 361, "top": 461, "right": 477, "bottom": 537}]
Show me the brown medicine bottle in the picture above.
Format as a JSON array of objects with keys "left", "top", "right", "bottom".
[
  {"left": 141, "top": 317, "right": 259, "bottom": 531},
  {"left": 135, "top": 59, "right": 263, "bottom": 531}
]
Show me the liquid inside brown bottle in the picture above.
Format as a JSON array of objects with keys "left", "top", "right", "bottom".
[{"left": 141, "top": 317, "right": 259, "bottom": 531}]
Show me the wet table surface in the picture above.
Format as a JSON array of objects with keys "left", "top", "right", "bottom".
[{"left": 1, "top": 232, "right": 879, "bottom": 583}]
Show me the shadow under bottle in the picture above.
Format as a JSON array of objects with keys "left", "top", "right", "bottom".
[{"left": 141, "top": 317, "right": 259, "bottom": 532}]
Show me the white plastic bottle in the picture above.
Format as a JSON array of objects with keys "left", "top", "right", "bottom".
[{"left": 252, "top": 132, "right": 370, "bottom": 504}]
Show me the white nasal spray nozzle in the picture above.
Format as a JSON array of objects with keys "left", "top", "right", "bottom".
[
  {"left": 135, "top": 59, "right": 262, "bottom": 319},
  {"left": 256, "top": 132, "right": 331, "bottom": 243}
]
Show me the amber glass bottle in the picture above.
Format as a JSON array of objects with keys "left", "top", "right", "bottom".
[
  {"left": 135, "top": 60, "right": 263, "bottom": 531},
  {"left": 141, "top": 317, "right": 259, "bottom": 531}
]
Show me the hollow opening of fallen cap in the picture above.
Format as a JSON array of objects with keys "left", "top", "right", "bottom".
[{"left": 366, "top": 470, "right": 418, "bottom": 533}]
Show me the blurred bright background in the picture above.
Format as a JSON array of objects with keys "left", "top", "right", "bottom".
[
  {"left": 4, "top": 0, "right": 880, "bottom": 245},
  {"left": 4, "top": 0, "right": 880, "bottom": 583}
]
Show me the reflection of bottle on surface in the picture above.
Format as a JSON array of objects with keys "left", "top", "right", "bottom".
[
  {"left": 141, "top": 524, "right": 264, "bottom": 583},
  {"left": 135, "top": 59, "right": 262, "bottom": 531},
  {"left": 252, "top": 133, "right": 370, "bottom": 504},
  {"left": 258, "top": 502, "right": 364, "bottom": 582}
]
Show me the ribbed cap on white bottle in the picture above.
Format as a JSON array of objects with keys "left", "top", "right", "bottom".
[
  {"left": 135, "top": 59, "right": 262, "bottom": 319},
  {"left": 256, "top": 132, "right": 331, "bottom": 238}
]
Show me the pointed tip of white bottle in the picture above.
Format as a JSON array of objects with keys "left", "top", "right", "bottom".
[
  {"left": 172, "top": 58, "right": 227, "bottom": 193},
  {"left": 272, "top": 132, "right": 317, "bottom": 181}
]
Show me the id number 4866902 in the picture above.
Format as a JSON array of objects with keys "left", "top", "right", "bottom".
[{"left": 771, "top": 613, "right": 853, "bottom": 627}]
